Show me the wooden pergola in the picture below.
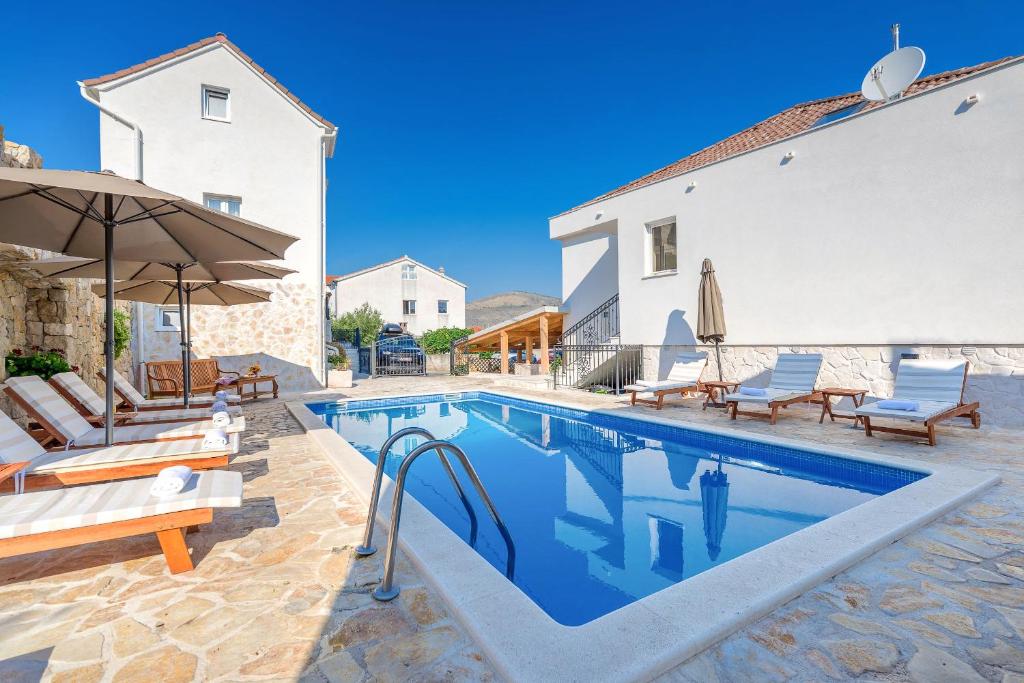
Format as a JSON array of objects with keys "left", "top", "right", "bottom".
[{"left": 465, "top": 307, "right": 564, "bottom": 374}]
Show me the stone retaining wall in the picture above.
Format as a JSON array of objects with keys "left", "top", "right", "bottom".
[{"left": 643, "top": 344, "right": 1024, "bottom": 428}]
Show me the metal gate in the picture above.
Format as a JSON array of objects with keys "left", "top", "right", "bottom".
[{"left": 372, "top": 335, "right": 426, "bottom": 377}]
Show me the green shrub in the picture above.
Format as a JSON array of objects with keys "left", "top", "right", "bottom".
[
  {"left": 5, "top": 347, "right": 73, "bottom": 381},
  {"left": 113, "top": 309, "right": 131, "bottom": 360},
  {"left": 333, "top": 304, "right": 383, "bottom": 345},
  {"left": 419, "top": 327, "right": 474, "bottom": 355},
  {"left": 328, "top": 344, "right": 350, "bottom": 370}
]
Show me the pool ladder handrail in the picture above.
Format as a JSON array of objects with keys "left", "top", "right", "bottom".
[{"left": 356, "top": 427, "right": 515, "bottom": 602}]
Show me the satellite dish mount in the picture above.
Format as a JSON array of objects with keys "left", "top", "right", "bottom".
[{"left": 861, "top": 24, "right": 925, "bottom": 103}]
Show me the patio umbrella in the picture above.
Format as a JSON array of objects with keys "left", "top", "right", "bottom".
[
  {"left": 35, "top": 256, "right": 294, "bottom": 402},
  {"left": 0, "top": 168, "right": 298, "bottom": 444},
  {"left": 696, "top": 258, "right": 727, "bottom": 381},
  {"left": 699, "top": 458, "right": 730, "bottom": 562},
  {"left": 92, "top": 280, "right": 272, "bottom": 397}
]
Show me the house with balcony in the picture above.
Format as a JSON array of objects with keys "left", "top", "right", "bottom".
[
  {"left": 548, "top": 54, "right": 1024, "bottom": 425},
  {"left": 79, "top": 33, "right": 337, "bottom": 392},
  {"left": 328, "top": 256, "right": 466, "bottom": 336}
]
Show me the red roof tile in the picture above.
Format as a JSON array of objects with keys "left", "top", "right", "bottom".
[
  {"left": 562, "top": 56, "right": 1018, "bottom": 216},
  {"left": 81, "top": 34, "right": 336, "bottom": 131}
]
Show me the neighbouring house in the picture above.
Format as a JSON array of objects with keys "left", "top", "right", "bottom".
[
  {"left": 550, "top": 54, "right": 1024, "bottom": 426},
  {"left": 328, "top": 256, "right": 466, "bottom": 336},
  {"left": 79, "top": 33, "right": 337, "bottom": 393}
]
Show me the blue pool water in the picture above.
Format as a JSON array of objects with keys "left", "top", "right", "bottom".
[{"left": 309, "top": 392, "right": 924, "bottom": 626}]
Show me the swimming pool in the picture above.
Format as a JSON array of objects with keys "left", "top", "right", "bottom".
[{"left": 309, "top": 391, "right": 925, "bottom": 626}]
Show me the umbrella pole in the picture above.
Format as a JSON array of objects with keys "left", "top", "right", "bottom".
[
  {"left": 715, "top": 340, "right": 723, "bottom": 382},
  {"left": 175, "top": 266, "right": 190, "bottom": 409},
  {"left": 186, "top": 287, "right": 193, "bottom": 393},
  {"left": 103, "top": 194, "right": 115, "bottom": 447}
]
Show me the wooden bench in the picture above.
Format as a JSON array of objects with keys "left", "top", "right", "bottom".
[{"left": 146, "top": 359, "right": 240, "bottom": 399}]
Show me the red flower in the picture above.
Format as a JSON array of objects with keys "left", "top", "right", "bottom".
[
  {"left": 71, "top": 365, "right": 81, "bottom": 373},
  {"left": 11, "top": 349, "right": 22, "bottom": 356},
  {"left": 30, "top": 345, "right": 41, "bottom": 352},
  {"left": 50, "top": 348, "right": 65, "bottom": 356}
]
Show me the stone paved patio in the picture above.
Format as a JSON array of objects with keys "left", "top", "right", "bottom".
[{"left": 2, "top": 373, "right": 1023, "bottom": 681}]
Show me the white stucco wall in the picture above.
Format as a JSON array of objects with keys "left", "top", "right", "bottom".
[
  {"left": 333, "top": 259, "right": 466, "bottom": 335},
  {"left": 560, "top": 225, "right": 619, "bottom": 328},
  {"left": 551, "top": 59, "right": 1024, "bottom": 348},
  {"left": 91, "top": 43, "right": 332, "bottom": 391}
]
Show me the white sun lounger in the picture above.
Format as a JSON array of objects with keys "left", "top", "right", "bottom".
[
  {"left": 50, "top": 372, "right": 242, "bottom": 425},
  {"left": 99, "top": 368, "right": 241, "bottom": 411},
  {"left": 724, "top": 353, "right": 823, "bottom": 424},
  {"left": 4, "top": 376, "right": 244, "bottom": 450},
  {"left": 0, "top": 468, "right": 242, "bottom": 573},
  {"left": 0, "top": 409, "right": 238, "bottom": 491},
  {"left": 624, "top": 352, "right": 708, "bottom": 410},
  {"left": 854, "top": 359, "right": 980, "bottom": 446}
]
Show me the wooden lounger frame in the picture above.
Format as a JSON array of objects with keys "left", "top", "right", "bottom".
[
  {"left": 102, "top": 372, "right": 229, "bottom": 412},
  {"left": 629, "top": 383, "right": 703, "bottom": 410},
  {"left": 1, "top": 453, "right": 230, "bottom": 494},
  {"left": 727, "top": 392, "right": 823, "bottom": 425},
  {"left": 861, "top": 367, "right": 981, "bottom": 446},
  {"left": 0, "top": 507, "right": 212, "bottom": 574},
  {"left": 50, "top": 378, "right": 212, "bottom": 427}
]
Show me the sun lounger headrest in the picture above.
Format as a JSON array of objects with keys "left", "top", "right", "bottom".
[
  {"left": 666, "top": 352, "right": 708, "bottom": 384},
  {"left": 893, "top": 359, "right": 968, "bottom": 405},
  {"left": 99, "top": 367, "right": 146, "bottom": 407},
  {"left": 768, "top": 354, "right": 823, "bottom": 392},
  {"left": 0, "top": 410, "right": 46, "bottom": 464},
  {"left": 52, "top": 372, "right": 105, "bottom": 416},
  {"left": 5, "top": 375, "right": 94, "bottom": 442}
]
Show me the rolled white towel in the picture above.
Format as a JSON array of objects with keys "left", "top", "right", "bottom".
[
  {"left": 877, "top": 399, "right": 919, "bottom": 411},
  {"left": 739, "top": 387, "right": 767, "bottom": 396},
  {"left": 211, "top": 411, "right": 231, "bottom": 427},
  {"left": 210, "top": 400, "right": 228, "bottom": 414},
  {"left": 149, "top": 465, "right": 193, "bottom": 499},
  {"left": 215, "top": 390, "right": 229, "bottom": 401},
  {"left": 202, "top": 428, "right": 229, "bottom": 450}
]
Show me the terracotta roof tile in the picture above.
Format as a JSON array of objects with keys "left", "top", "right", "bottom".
[
  {"left": 81, "top": 34, "right": 336, "bottom": 130},
  {"left": 562, "top": 55, "right": 1018, "bottom": 216}
]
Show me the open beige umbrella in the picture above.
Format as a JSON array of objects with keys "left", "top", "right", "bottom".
[
  {"left": 696, "top": 258, "right": 727, "bottom": 381},
  {"left": 0, "top": 167, "right": 298, "bottom": 443}
]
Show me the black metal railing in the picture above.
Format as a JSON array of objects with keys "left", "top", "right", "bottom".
[
  {"left": 560, "top": 293, "right": 619, "bottom": 346},
  {"left": 553, "top": 344, "right": 642, "bottom": 392},
  {"left": 372, "top": 335, "right": 427, "bottom": 377}
]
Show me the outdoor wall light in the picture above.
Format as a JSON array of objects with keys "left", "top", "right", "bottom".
[
  {"left": 783, "top": 151, "right": 796, "bottom": 161},
  {"left": 595, "top": 210, "right": 604, "bottom": 221},
  {"left": 686, "top": 181, "right": 697, "bottom": 192},
  {"left": 964, "top": 94, "right": 980, "bottom": 105}
]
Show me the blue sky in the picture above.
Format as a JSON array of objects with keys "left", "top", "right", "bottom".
[{"left": 2, "top": 1, "right": 1020, "bottom": 300}]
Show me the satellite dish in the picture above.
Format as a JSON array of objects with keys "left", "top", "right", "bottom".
[{"left": 861, "top": 46, "right": 926, "bottom": 102}]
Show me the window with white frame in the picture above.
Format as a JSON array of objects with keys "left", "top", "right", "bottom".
[
  {"left": 401, "top": 263, "right": 417, "bottom": 280},
  {"left": 155, "top": 306, "right": 181, "bottom": 331},
  {"left": 437, "top": 299, "right": 448, "bottom": 314},
  {"left": 204, "top": 194, "right": 241, "bottom": 216},
  {"left": 202, "top": 85, "right": 230, "bottom": 122},
  {"left": 645, "top": 218, "right": 677, "bottom": 275},
  {"left": 403, "top": 300, "right": 417, "bottom": 315}
]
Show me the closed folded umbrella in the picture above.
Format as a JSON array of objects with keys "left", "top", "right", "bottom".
[
  {"left": 0, "top": 168, "right": 299, "bottom": 443},
  {"left": 699, "top": 459, "right": 730, "bottom": 562},
  {"left": 696, "top": 258, "right": 727, "bottom": 381}
]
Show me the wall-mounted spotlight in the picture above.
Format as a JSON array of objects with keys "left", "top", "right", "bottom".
[
  {"left": 594, "top": 210, "right": 604, "bottom": 221},
  {"left": 964, "top": 94, "right": 980, "bottom": 105},
  {"left": 686, "top": 181, "right": 697, "bottom": 192},
  {"left": 783, "top": 151, "right": 796, "bottom": 161}
]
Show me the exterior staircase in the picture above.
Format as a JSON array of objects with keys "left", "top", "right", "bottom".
[{"left": 555, "top": 294, "right": 642, "bottom": 392}]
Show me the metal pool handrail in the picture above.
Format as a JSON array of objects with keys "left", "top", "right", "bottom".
[
  {"left": 370, "top": 439, "right": 516, "bottom": 602},
  {"left": 356, "top": 427, "right": 480, "bottom": 556}
]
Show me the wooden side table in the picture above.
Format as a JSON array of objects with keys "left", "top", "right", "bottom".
[
  {"left": 232, "top": 375, "right": 279, "bottom": 403},
  {"left": 0, "top": 461, "right": 30, "bottom": 494},
  {"left": 819, "top": 387, "right": 868, "bottom": 425},
  {"left": 701, "top": 380, "right": 741, "bottom": 410}
]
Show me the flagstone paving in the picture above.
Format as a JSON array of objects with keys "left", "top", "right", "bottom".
[{"left": 2, "top": 373, "right": 1023, "bottom": 681}]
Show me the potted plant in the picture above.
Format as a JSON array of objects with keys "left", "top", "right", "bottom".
[{"left": 327, "top": 346, "right": 352, "bottom": 389}]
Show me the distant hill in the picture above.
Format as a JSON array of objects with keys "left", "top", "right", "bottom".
[{"left": 467, "top": 291, "right": 561, "bottom": 329}]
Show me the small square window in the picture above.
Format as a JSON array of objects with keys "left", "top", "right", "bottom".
[
  {"left": 155, "top": 307, "right": 181, "bottom": 331},
  {"left": 401, "top": 264, "right": 417, "bottom": 280},
  {"left": 437, "top": 300, "right": 448, "bottom": 314},
  {"left": 202, "top": 86, "right": 230, "bottom": 122},
  {"left": 403, "top": 300, "right": 417, "bottom": 315},
  {"left": 646, "top": 219, "right": 677, "bottom": 274},
  {"left": 204, "top": 194, "right": 241, "bottom": 216}
]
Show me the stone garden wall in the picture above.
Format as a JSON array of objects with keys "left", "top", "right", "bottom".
[
  {"left": 0, "top": 127, "right": 134, "bottom": 419},
  {"left": 643, "top": 344, "right": 1024, "bottom": 428}
]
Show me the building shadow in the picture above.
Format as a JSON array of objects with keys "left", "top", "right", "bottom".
[{"left": 0, "top": 647, "right": 52, "bottom": 682}]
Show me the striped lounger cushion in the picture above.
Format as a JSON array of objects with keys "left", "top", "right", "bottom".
[
  {"left": 102, "top": 369, "right": 241, "bottom": 407},
  {"left": 27, "top": 434, "right": 241, "bottom": 473},
  {"left": 0, "top": 470, "right": 243, "bottom": 539},
  {"left": 627, "top": 352, "right": 708, "bottom": 393},
  {"left": 725, "top": 353, "right": 823, "bottom": 403},
  {"left": 52, "top": 372, "right": 242, "bottom": 421},
  {"left": 855, "top": 359, "right": 968, "bottom": 423}
]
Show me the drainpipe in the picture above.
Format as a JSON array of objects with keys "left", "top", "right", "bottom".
[
  {"left": 78, "top": 84, "right": 147, "bottom": 384},
  {"left": 319, "top": 130, "right": 336, "bottom": 385}
]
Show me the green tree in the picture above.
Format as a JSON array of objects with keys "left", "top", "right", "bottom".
[
  {"left": 419, "top": 327, "right": 474, "bottom": 355},
  {"left": 332, "top": 303, "right": 383, "bottom": 345}
]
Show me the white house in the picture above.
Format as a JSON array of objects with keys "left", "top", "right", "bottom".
[
  {"left": 79, "top": 33, "right": 337, "bottom": 392},
  {"left": 550, "top": 55, "right": 1024, "bottom": 426},
  {"left": 328, "top": 256, "right": 466, "bottom": 335}
]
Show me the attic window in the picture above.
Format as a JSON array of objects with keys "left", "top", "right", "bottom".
[
  {"left": 811, "top": 102, "right": 867, "bottom": 128},
  {"left": 202, "top": 86, "right": 230, "bottom": 122}
]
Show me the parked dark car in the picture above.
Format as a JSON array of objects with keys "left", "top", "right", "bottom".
[{"left": 374, "top": 332, "right": 426, "bottom": 375}]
